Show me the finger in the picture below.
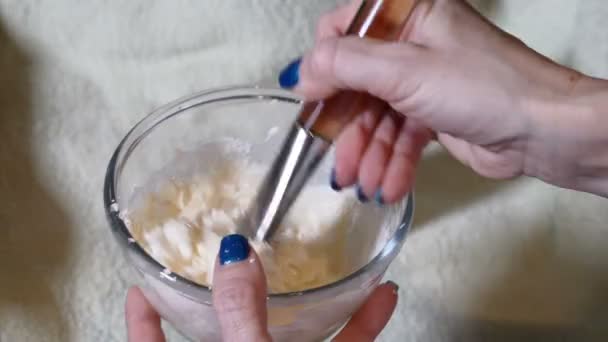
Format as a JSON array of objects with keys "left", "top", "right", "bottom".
[
  {"left": 333, "top": 105, "right": 384, "bottom": 190},
  {"left": 212, "top": 234, "right": 271, "bottom": 342},
  {"left": 436, "top": 132, "right": 476, "bottom": 169},
  {"left": 296, "top": 36, "right": 427, "bottom": 102},
  {"left": 125, "top": 286, "right": 166, "bottom": 342},
  {"left": 315, "top": 0, "right": 362, "bottom": 42},
  {"left": 380, "top": 119, "right": 432, "bottom": 204},
  {"left": 334, "top": 281, "right": 399, "bottom": 342},
  {"left": 357, "top": 112, "right": 402, "bottom": 201}
]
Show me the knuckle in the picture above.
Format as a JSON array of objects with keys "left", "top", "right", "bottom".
[
  {"left": 393, "top": 131, "right": 414, "bottom": 155},
  {"left": 214, "top": 283, "right": 268, "bottom": 340},
  {"left": 377, "top": 57, "right": 410, "bottom": 101},
  {"left": 224, "top": 314, "right": 249, "bottom": 336},
  {"left": 373, "top": 116, "right": 398, "bottom": 146},
  {"left": 214, "top": 284, "right": 257, "bottom": 316},
  {"left": 374, "top": 45, "right": 427, "bottom": 104},
  {"left": 309, "top": 38, "right": 339, "bottom": 80}
]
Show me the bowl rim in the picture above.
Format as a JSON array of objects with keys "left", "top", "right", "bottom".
[{"left": 103, "top": 85, "right": 414, "bottom": 300}]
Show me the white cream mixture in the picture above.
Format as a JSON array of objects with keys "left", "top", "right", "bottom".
[{"left": 126, "top": 159, "right": 356, "bottom": 293}]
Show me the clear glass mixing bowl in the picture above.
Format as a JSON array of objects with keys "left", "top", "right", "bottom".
[{"left": 103, "top": 86, "right": 414, "bottom": 341}]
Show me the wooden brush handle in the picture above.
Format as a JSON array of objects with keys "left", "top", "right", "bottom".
[{"left": 297, "top": 0, "right": 417, "bottom": 141}]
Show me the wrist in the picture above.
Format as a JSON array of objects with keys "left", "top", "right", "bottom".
[{"left": 523, "top": 68, "right": 608, "bottom": 196}]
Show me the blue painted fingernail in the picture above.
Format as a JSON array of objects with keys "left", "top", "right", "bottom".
[
  {"left": 278, "top": 58, "right": 301, "bottom": 89},
  {"left": 330, "top": 169, "right": 342, "bottom": 192},
  {"left": 356, "top": 185, "right": 369, "bottom": 203},
  {"left": 374, "top": 189, "right": 385, "bottom": 206},
  {"left": 386, "top": 280, "right": 400, "bottom": 293},
  {"left": 219, "top": 234, "right": 250, "bottom": 265}
]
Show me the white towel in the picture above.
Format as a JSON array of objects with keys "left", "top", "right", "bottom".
[{"left": 0, "top": 0, "right": 606, "bottom": 341}]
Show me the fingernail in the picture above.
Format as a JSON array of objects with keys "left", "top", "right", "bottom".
[
  {"left": 374, "top": 189, "right": 384, "bottom": 206},
  {"left": 356, "top": 185, "right": 369, "bottom": 203},
  {"left": 278, "top": 58, "right": 301, "bottom": 89},
  {"left": 386, "top": 280, "right": 399, "bottom": 294},
  {"left": 330, "top": 169, "right": 342, "bottom": 192},
  {"left": 219, "top": 234, "right": 250, "bottom": 265}
]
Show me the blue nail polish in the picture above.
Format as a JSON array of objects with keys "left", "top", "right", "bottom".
[
  {"left": 278, "top": 58, "right": 301, "bottom": 89},
  {"left": 219, "top": 234, "right": 250, "bottom": 265},
  {"left": 330, "top": 169, "right": 342, "bottom": 192},
  {"left": 374, "top": 189, "right": 385, "bottom": 206},
  {"left": 386, "top": 280, "right": 400, "bottom": 292},
  {"left": 356, "top": 185, "right": 369, "bottom": 203}
]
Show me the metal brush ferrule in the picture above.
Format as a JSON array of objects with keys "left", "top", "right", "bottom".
[{"left": 241, "top": 122, "right": 330, "bottom": 241}]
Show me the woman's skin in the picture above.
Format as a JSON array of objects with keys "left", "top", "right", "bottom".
[
  {"left": 280, "top": 0, "right": 608, "bottom": 203},
  {"left": 125, "top": 0, "right": 608, "bottom": 341},
  {"left": 126, "top": 236, "right": 398, "bottom": 342}
]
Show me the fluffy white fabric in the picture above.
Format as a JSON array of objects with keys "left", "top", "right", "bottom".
[{"left": 0, "top": 0, "right": 606, "bottom": 340}]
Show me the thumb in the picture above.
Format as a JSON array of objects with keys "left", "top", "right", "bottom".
[
  {"left": 280, "top": 36, "right": 428, "bottom": 104},
  {"left": 212, "top": 234, "right": 271, "bottom": 342}
]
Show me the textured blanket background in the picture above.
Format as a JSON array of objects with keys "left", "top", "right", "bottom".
[{"left": 0, "top": 0, "right": 607, "bottom": 341}]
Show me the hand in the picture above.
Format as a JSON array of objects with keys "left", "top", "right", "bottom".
[
  {"left": 125, "top": 235, "right": 399, "bottom": 341},
  {"left": 279, "top": 0, "right": 608, "bottom": 198}
]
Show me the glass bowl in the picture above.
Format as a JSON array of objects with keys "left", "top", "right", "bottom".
[{"left": 103, "top": 86, "right": 414, "bottom": 341}]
